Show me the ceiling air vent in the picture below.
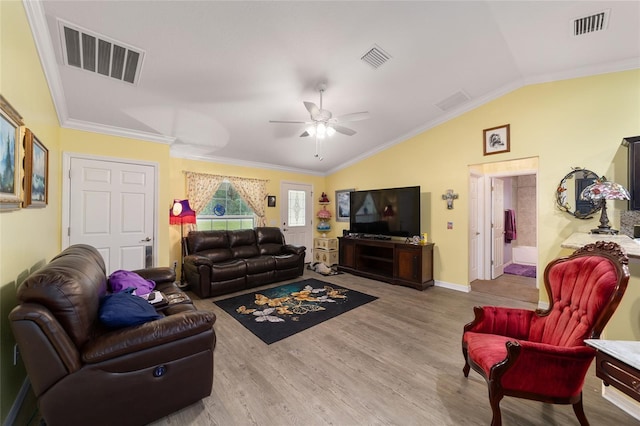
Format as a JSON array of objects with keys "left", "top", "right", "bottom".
[
  {"left": 572, "top": 9, "right": 610, "bottom": 36},
  {"left": 435, "top": 90, "right": 471, "bottom": 111},
  {"left": 58, "top": 19, "right": 144, "bottom": 85},
  {"left": 361, "top": 44, "right": 391, "bottom": 69}
]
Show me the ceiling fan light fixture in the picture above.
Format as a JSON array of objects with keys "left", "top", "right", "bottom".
[{"left": 316, "top": 122, "right": 327, "bottom": 138}]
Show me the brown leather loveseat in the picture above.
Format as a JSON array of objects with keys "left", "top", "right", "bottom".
[
  {"left": 183, "top": 227, "right": 306, "bottom": 298},
  {"left": 9, "top": 244, "right": 216, "bottom": 426}
]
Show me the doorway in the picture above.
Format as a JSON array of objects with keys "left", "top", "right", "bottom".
[
  {"left": 62, "top": 153, "right": 158, "bottom": 274},
  {"left": 280, "top": 181, "right": 313, "bottom": 263},
  {"left": 468, "top": 159, "right": 539, "bottom": 302}
]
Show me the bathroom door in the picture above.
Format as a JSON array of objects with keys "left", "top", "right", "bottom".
[{"left": 491, "top": 177, "right": 505, "bottom": 278}]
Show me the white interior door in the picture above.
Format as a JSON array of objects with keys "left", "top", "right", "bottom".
[
  {"left": 65, "top": 156, "right": 157, "bottom": 274},
  {"left": 469, "top": 174, "right": 480, "bottom": 282},
  {"left": 491, "top": 177, "right": 505, "bottom": 279},
  {"left": 280, "top": 182, "right": 313, "bottom": 263}
]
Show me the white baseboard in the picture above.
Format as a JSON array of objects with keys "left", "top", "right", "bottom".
[
  {"left": 3, "top": 378, "right": 30, "bottom": 426},
  {"left": 435, "top": 280, "right": 470, "bottom": 293},
  {"left": 602, "top": 384, "right": 640, "bottom": 420}
]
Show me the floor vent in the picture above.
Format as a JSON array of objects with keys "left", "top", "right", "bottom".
[
  {"left": 58, "top": 19, "right": 144, "bottom": 85},
  {"left": 572, "top": 10, "right": 610, "bottom": 36},
  {"left": 361, "top": 44, "right": 391, "bottom": 69},
  {"left": 435, "top": 90, "right": 471, "bottom": 111}
]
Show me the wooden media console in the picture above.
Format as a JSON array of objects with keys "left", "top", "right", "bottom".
[{"left": 338, "top": 237, "right": 434, "bottom": 290}]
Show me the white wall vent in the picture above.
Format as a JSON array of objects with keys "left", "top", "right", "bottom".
[
  {"left": 572, "top": 9, "right": 610, "bottom": 36},
  {"left": 435, "top": 90, "right": 471, "bottom": 111},
  {"left": 58, "top": 19, "right": 144, "bottom": 85},
  {"left": 361, "top": 44, "right": 391, "bottom": 69}
]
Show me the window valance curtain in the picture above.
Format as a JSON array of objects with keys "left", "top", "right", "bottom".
[{"left": 184, "top": 172, "right": 268, "bottom": 228}]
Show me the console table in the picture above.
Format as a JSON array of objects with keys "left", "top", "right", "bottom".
[{"left": 338, "top": 237, "right": 434, "bottom": 290}]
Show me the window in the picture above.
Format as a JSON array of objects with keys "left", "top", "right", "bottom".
[
  {"left": 197, "top": 181, "right": 255, "bottom": 230},
  {"left": 287, "top": 189, "right": 306, "bottom": 227}
]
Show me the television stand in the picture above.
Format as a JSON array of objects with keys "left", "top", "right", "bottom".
[{"left": 338, "top": 237, "right": 434, "bottom": 290}]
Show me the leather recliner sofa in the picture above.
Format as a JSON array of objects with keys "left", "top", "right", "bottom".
[
  {"left": 9, "top": 244, "right": 216, "bottom": 426},
  {"left": 183, "top": 227, "right": 306, "bottom": 298}
]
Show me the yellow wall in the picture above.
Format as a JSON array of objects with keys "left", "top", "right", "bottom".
[
  {"left": 327, "top": 69, "right": 640, "bottom": 341},
  {"left": 0, "top": 1, "right": 62, "bottom": 419},
  {"left": 168, "top": 157, "right": 325, "bottom": 270}
]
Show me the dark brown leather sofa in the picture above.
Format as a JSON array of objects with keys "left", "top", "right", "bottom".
[
  {"left": 183, "top": 227, "right": 306, "bottom": 298},
  {"left": 9, "top": 244, "right": 216, "bottom": 426}
]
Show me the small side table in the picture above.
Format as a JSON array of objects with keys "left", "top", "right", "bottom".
[
  {"left": 585, "top": 339, "right": 640, "bottom": 403},
  {"left": 314, "top": 237, "right": 338, "bottom": 267}
]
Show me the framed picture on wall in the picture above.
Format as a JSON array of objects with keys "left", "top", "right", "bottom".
[
  {"left": 0, "top": 95, "right": 24, "bottom": 211},
  {"left": 483, "top": 124, "right": 510, "bottom": 156},
  {"left": 23, "top": 128, "right": 49, "bottom": 208},
  {"left": 335, "top": 188, "right": 354, "bottom": 222}
]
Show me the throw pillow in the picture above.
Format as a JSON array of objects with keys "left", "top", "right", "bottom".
[{"left": 99, "top": 289, "right": 162, "bottom": 328}]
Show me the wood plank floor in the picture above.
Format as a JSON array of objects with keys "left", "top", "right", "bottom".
[{"left": 149, "top": 270, "right": 639, "bottom": 426}]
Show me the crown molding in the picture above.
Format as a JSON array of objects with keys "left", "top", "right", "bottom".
[
  {"left": 63, "top": 118, "right": 175, "bottom": 144},
  {"left": 170, "top": 151, "right": 326, "bottom": 177},
  {"left": 23, "top": 0, "right": 68, "bottom": 125}
]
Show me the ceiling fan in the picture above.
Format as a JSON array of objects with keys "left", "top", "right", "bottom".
[{"left": 269, "top": 86, "right": 369, "bottom": 160}]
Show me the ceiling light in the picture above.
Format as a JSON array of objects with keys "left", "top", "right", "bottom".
[{"left": 316, "top": 123, "right": 327, "bottom": 139}]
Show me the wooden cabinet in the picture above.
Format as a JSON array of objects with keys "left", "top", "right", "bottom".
[
  {"left": 340, "top": 238, "right": 356, "bottom": 268},
  {"left": 338, "top": 237, "right": 434, "bottom": 290},
  {"left": 625, "top": 136, "right": 640, "bottom": 210},
  {"left": 595, "top": 350, "right": 640, "bottom": 403}
]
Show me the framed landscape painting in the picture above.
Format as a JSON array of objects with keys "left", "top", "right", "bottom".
[
  {"left": 0, "top": 95, "right": 24, "bottom": 210},
  {"left": 23, "top": 129, "right": 48, "bottom": 208},
  {"left": 335, "top": 188, "right": 353, "bottom": 222}
]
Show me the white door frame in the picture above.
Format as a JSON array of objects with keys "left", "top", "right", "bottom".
[
  {"left": 478, "top": 168, "right": 538, "bottom": 282},
  {"left": 62, "top": 152, "right": 160, "bottom": 266}
]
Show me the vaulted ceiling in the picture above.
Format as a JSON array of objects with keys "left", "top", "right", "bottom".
[{"left": 27, "top": 1, "right": 640, "bottom": 174}]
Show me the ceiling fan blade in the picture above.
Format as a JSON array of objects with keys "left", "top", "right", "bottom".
[
  {"left": 331, "top": 111, "right": 370, "bottom": 123},
  {"left": 304, "top": 101, "right": 320, "bottom": 118},
  {"left": 332, "top": 125, "right": 357, "bottom": 136},
  {"left": 269, "top": 120, "right": 307, "bottom": 124},
  {"left": 300, "top": 131, "right": 310, "bottom": 137}
]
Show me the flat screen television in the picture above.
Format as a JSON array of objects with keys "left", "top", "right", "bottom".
[{"left": 349, "top": 186, "right": 420, "bottom": 238}]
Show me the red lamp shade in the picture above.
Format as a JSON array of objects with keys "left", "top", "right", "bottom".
[{"left": 169, "top": 199, "right": 197, "bottom": 225}]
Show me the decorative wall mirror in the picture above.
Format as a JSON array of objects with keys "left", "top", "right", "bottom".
[{"left": 556, "top": 168, "right": 601, "bottom": 219}]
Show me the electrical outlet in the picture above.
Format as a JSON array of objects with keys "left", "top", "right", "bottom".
[{"left": 13, "top": 344, "right": 19, "bottom": 366}]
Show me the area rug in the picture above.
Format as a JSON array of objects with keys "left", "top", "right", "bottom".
[
  {"left": 213, "top": 279, "right": 377, "bottom": 344},
  {"left": 504, "top": 263, "right": 536, "bottom": 278}
]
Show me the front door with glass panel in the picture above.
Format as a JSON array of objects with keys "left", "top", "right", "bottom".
[{"left": 280, "top": 182, "right": 313, "bottom": 263}]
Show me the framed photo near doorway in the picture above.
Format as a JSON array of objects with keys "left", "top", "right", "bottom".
[
  {"left": 483, "top": 124, "right": 510, "bottom": 156},
  {"left": 335, "top": 188, "right": 353, "bottom": 222},
  {"left": 0, "top": 95, "right": 24, "bottom": 211},
  {"left": 23, "top": 128, "right": 48, "bottom": 208}
]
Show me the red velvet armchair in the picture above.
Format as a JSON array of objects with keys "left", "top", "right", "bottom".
[{"left": 462, "top": 241, "right": 630, "bottom": 426}]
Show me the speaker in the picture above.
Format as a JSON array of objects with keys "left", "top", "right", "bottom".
[{"left": 634, "top": 225, "right": 640, "bottom": 239}]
